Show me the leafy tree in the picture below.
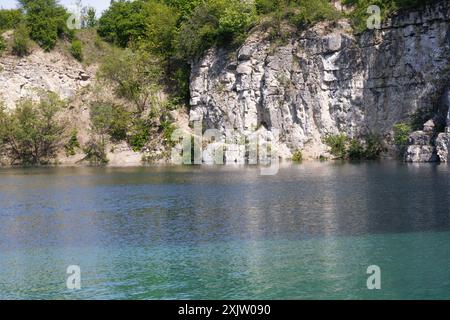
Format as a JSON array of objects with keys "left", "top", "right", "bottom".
[
  {"left": 175, "top": 0, "right": 257, "bottom": 60},
  {"left": 18, "top": 0, "right": 73, "bottom": 51},
  {"left": 85, "top": 7, "right": 97, "bottom": 28},
  {"left": 90, "top": 101, "right": 131, "bottom": 142},
  {"left": 0, "top": 9, "right": 23, "bottom": 31},
  {"left": 0, "top": 92, "right": 66, "bottom": 165},
  {"left": 99, "top": 48, "right": 163, "bottom": 113},
  {"left": 98, "top": 0, "right": 178, "bottom": 57}
]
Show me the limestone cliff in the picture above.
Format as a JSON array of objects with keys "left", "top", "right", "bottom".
[{"left": 189, "top": 0, "right": 450, "bottom": 162}]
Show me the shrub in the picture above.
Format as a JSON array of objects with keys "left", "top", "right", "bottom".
[
  {"left": 292, "top": 150, "right": 303, "bottom": 162},
  {"left": 393, "top": 122, "right": 412, "bottom": 153},
  {"left": 83, "top": 138, "right": 108, "bottom": 165},
  {"left": 65, "top": 129, "right": 80, "bottom": 156},
  {"left": 347, "top": 138, "right": 365, "bottom": 160},
  {"left": 364, "top": 133, "right": 383, "bottom": 160},
  {"left": 342, "top": 0, "right": 435, "bottom": 33},
  {"left": 291, "top": 0, "right": 340, "bottom": 28},
  {"left": 323, "top": 134, "right": 349, "bottom": 159},
  {"left": 90, "top": 101, "right": 131, "bottom": 142},
  {"left": 0, "top": 92, "right": 66, "bottom": 165},
  {"left": 161, "top": 119, "right": 176, "bottom": 147},
  {"left": 128, "top": 118, "right": 150, "bottom": 151},
  {"left": 0, "top": 9, "right": 23, "bottom": 31},
  {"left": 0, "top": 37, "right": 6, "bottom": 55},
  {"left": 99, "top": 48, "right": 163, "bottom": 113},
  {"left": 12, "top": 24, "right": 31, "bottom": 57},
  {"left": 70, "top": 39, "right": 83, "bottom": 61}
]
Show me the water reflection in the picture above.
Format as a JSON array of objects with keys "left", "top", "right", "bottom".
[{"left": 0, "top": 162, "right": 449, "bottom": 299}]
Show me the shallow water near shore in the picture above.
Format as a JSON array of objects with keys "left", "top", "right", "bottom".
[{"left": 0, "top": 162, "right": 449, "bottom": 299}]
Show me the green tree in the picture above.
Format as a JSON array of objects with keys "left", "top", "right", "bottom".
[
  {"left": 0, "top": 9, "right": 23, "bottom": 31},
  {"left": 99, "top": 48, "right": 163, "bottom": 113},
  {"left": 85, "top": 7, "right": 97, "bottom": 28},
  {"left": 18, "top": 0, "right": 72, "bottom": 51},
  {"left": 0, "top": 92, "right": 66, "bottom": 165},
  {"left": 174, "top": 0, "right": 257, "bottom": 60}
]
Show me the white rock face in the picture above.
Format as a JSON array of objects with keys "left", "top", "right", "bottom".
[
  {"left": 189, "top": 1, "right": 450, "bottom": 160},
  {"left": 0, "top": 48, "right": 92, "bottom": 109},
  {"left": 436, "top": 133, "right": 450, "bottom": 162}
]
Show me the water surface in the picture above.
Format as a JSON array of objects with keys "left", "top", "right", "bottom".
[{"left": 0, "top": 162, "right": 449, "bottom": 299}]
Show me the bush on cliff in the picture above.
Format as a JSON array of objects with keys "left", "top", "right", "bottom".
[
  {"left": 70, "top": 39, "right": 83, "bottom": 62},
  {"left": 393, "top": 122, "right": 412, "bottom": 154},
  {"left": 0, "top": 9, "right": 23, "bottom": 31},
  {"left": 12, "top": 24, "right": 31, "bottom": 57},
  {"left": 0, "top": 92, "right": 66, "bottom": 165}
]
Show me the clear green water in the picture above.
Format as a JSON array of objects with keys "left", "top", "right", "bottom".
[{"left": 0, "top": 162, "right": 449, "bottom": 299}]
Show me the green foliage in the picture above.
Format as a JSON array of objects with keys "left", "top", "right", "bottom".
[
  {"left": 342, "top": 0, "right": 435, "bottom": 33},
  {"left": 65, "top": 129, "right": 80, "bottom": 156},
  {"left": 0, "top": 9, "right": 23, "bottom": 31},
  {"left": 82, "top": 138, "right": 108, "bottom": 165},
  {"left": 12, "top": 24, "right": 31, "bottom": 57},
  {"left": 364, "top": 134, "right": 383, "bottom": 160},
  {"left": 90, "top": 101, "right": 131, "bottom": 142},
  {"left": 347, "top": 139, "right": 365, "bottom": 160},
  {"left": 174, "top": 0, "right": 257, "bottom": 60},
  {"left": 70, "top": 39, "right": 83, "bottom": 61},
  {"left": 99, "top": 48, "right": 163, "bottom": 113},
  {"left": 324, "top": 134, "right": 349, "bottom": 159},
  {"left": 0, "top": 92, "right": 65, "bottom": 165},
  {"left": 291, "top": 0, "right": 340, "bottom": 28},
  {"left": 85, "top": 7, "right": 97, "bottom": 28},
  {"left": 324, "top": 133, "right": 383, "bottom": 160},
  {"left": 128, "top": 118, "right": 150, "bottom": 151},
  {"left": 0, "top": 36, "right": 6, "bottom": 55},
  {"left": 393, "top": 122, "right": 412, "bottom": 152},
  {"left": 291, "top": 150, "right": 303, "bottom": 162},
  {"left": 18, "top": 0, "right": 73, "bottom": 51},
  {"left": 98, "top": 0, "right": 178, "bottom": 55},
  {"left": 160, "top": 119, "right": 176, "bottom": 147}
]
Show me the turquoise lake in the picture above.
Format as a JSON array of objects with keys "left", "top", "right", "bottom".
[{"left": 0, "top": 162, "right": 449, "bottom": 299}]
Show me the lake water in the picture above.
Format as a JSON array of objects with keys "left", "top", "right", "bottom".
[{"left": 0, "top": 162, "right": 449, "bottom": 299}]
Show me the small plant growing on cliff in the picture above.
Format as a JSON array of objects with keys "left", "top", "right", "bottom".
[
  {"left": 324, "top": 134, "right": 349, "bottom": 159},
  {"left": 70, "top": 39, "right": 83, "bottom": 62},
  {"left": 348, "top": 138, "right": 365, "bottom": 160},
  {"left": 364, "top": 133, "right": 383, "bottom": 160},
  {"left": 12, "top": 24, "right": 31, "bottom": 57},
  {"left": 65, "top": 129, "right": 80, "bottom": 156},
  {"left": 82, "top": 138, "right": 108, "bottom": 165},
  {"left": 292, "top": 150, "right": 303, "bottom": 162},
  {"left": 393, "top": 122, "right": 412, "bottom": 154},
  {"left": 0, "top": 37, "right": 6, "bottom": 56}
]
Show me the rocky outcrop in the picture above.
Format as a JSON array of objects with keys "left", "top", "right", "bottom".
[
  {"left": 436, "top": 132, "right": 450, "bottom": 162},
  {"left": 0, "top": 48, "right": 92, "bottom": 109},
  {"left": 189, "top": 1, "right": 450, "bottom": 161}
]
